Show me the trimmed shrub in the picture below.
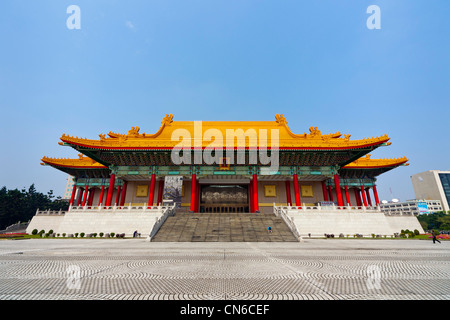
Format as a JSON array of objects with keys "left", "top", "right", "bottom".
[
  {"left": 80, "top": 232, "right": 85, "bottom": 238},
  {"left": 99, "top": 232, "right": 104, "bottom": 237},
  {"left": 32, "top": 229, "right": 38, "bottom": 235}
]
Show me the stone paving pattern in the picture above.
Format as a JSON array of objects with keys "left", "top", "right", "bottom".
[{"left": 0, "top": 239, "right": 449, "bottom": 300}]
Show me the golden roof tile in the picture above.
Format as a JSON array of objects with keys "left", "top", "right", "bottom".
[{"left": 59, "top": 114, "right": 390, "bottom": 150}]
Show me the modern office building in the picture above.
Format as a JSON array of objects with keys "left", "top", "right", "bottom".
[
  {"left": 411, "top": 170, "right": 450, "bottom": 212},
  {"left": 380, "top": 199, "right": 443, "bottom": 215}
]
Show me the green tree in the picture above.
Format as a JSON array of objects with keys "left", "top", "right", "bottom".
[
  {"left": 0, "top": 184, "right": 68, "bottom": 230},
  {"left": 417, "top": 211, "right": 448, "bottom": 230},
  {"left": 419, "top": 220, "right": 428, "bottom": 231},
  {"left": 437, "top": 215, "right": 450, "bottom": 230}
]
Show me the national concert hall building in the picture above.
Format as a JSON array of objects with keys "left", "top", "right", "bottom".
[{"left": 27, "top": 114, "right": 423, "bottom": 239}]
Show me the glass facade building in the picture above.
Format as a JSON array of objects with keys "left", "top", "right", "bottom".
[
  {"left": 438, "top": 173, "right": 450, "bottom": 211},
  {"left": 411, "top": 170, "right": 450, "bottom": 212}
]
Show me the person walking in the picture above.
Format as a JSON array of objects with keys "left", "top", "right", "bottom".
[{"left": 431, "top": 230, "right": 441, "bottom": 244}]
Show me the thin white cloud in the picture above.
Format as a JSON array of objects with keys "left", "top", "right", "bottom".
[{"left": 125, "top": 21, "right": 136, "bottom": 31}]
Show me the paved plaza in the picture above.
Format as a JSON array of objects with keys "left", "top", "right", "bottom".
[{"left": 0, "top": 238, "right": 449, "bottom": 300}]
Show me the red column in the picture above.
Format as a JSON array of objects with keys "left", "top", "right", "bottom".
[
  {"left": 157, "top": 179, "right": 164, "bottom": 205},
  {"left": 361, "top": 186, "right": 368, "bottom": 206},
  {"left": 285, "top": 181, "right": 292, "bottom": 206},
  {"left": 88, "top": 188, "right": 95, "bottom": 206},
  {"left": 195, "top": 180, "right": 200, "bottom": 212},
  {"left": 86, "top": 189, "right": 91, "bottom": 206},
  {"left": 190, "top": 174, "right": 196, "bottom": 212},
  {"left": 322, "top": 181, "right": 329, "bottom": 201},
  {"left": 69, "top": 185, "right": 77, "bottom": 206},
  {"left": 249, "top": 182, "right": 254, "bottom": 213},
  {"left": 253, "top": 174, "right": 259, "bottom": 212},
  {"left": 98, "top": 186, "right": 105, "bottom": 206},
  {"left": 328, "top": 185, "right": 334, "bottom": 202},
  {"left": 357, "top": 189, "right": 363, "bottom": 206},
  {"left": 82, "top": 185, "right": 89, "bottom": 206},
  {"left": 76, "top": 188, "right": 83, "bottom": 206},
  {"left": 293, "top": 174, "right": 301, "bottom": 207},
  {"left": 148, "top": 174, "right": 156, "bottom": 208},
  {"left": 120, "top": 181, "right": 128, "bottom": 206},
  {"left": 103, "top": 188, "right": 108, "bottom": 206},
  {"left": 354, "top": 188, "right": 361, "bottom": 207},
  {"left": 373, "top": 185, "right": 380, "bottom": 206},
  {"left": 115, "top": 185, "right": 122, "bottom": 206},
  {"left": 366, "top": 188, "right": 372, "bottom": 206},
  {"left": 345, "top": 186, "right": 351, "bottom": 206},
  {"left": 105, "top": 174, "right": 116, "bottom": 206},
  {"left": 334, "top": 175, "right": 344, "bottom": 207}
]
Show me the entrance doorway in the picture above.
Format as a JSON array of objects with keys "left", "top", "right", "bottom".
[{"left": 200, "top": 184, "right": 249, "bottom": 213}]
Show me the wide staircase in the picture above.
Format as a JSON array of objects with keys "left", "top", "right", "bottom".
[{"left": 151, "top": 212, "right": 298, "bottom": 242}]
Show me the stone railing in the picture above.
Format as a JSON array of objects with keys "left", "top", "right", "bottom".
[
  {"left": 273, "top": 204, "right": 417, "bottom": 216},
  {"left": 147, "top": 204, "right": 177, "bottom": 241},
  {"left": 35, "top": 204, "right": 177, "bottom": 215},
  {"left": 274, "top": 204, "right": 382, "bottom": 213},
  {"left": 35, "top": 209, "right": 66, "bottom": 216},
  {"left": 68, "top": 203, "right": 174, "bottom": 212},
  {"left": 273, "top": 206, "right": 302, "bottom": 242}
]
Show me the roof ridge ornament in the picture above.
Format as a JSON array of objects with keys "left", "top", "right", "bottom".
[
  {"left": 162, "top": 114, "right": 173, "bottom": 126},
  {"left": 275, "top": 114, "right": 287, "bottom": 126},
  {"left": 127, "top": 126, "right": 140, "bottom": 137},
  {"left": 309, "top": 126, "right": 322, "bottom": 137},
  {"left": 57, "top": 114, "right": 391, "bottom": 150}
]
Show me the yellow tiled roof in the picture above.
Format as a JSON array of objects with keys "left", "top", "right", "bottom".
[{"left": 59, "top": 114, "right": 390, "bottom": 150}]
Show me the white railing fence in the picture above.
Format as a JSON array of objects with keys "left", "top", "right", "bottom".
[
  {"left": 147, "top": 204, "right": 177, "bottom": 241},
  {"left": 35, "top": 209, "right": 66, "bottom": 216},
  {"left": 274, "top": 203, "right": 382, "bottom": 213},
  {"left": 273, "top": 203, "right": 417, "bottom": 216},
  {"left": 273, "top": 205, "right": 302, "bottom": 242},
  {"left": 69, "top": 203, "right": 175, "bottom": 212},
  {"left": 34, "top": 204, "right": 177, "bottom": 219}
]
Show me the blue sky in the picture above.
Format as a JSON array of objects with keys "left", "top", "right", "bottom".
[{"left": 0, "top": 1, "right": 449, "bottom": 201}]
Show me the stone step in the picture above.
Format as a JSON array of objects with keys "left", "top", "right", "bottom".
[{"left": 151, "top": 212, "right": 298, "bottom": 242}]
